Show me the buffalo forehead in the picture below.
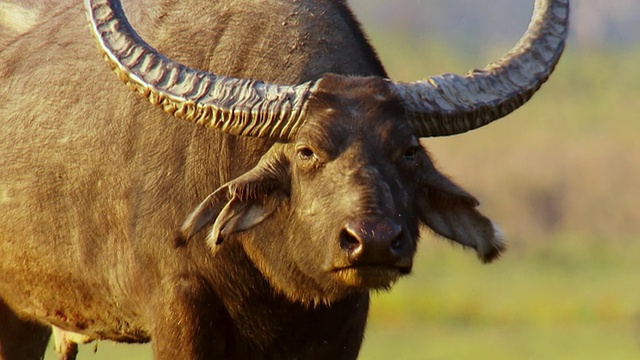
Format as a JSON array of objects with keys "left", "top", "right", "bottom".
[{"left": 300, "top": 76, "right": 411, "bottom": 157}]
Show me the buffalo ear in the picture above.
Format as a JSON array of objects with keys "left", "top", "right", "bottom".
[
  {"left": 208, "top": 190, "right": 287, "bottom": 247},
  {"left": 180, "top": 188, "right": 229, "bottom": 241},
  {"left": 179, "top": 147, "right": 290, "bottom": 249},
  {"left": 418, "top": 169, "right": 505, "bottom": 263}
]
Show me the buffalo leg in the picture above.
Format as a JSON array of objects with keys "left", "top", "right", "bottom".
[
  {"left": 149, "top": 275, "right": 225, "bottom": 360},
  {"left": 53, "top": 342, "right": 77, "bottom": 360},
  {"left": 52, "top": 327, "right": 79, "bottom": 360},
  {"left": 0, "top": 299, "right": 51, "bottom": 360}
]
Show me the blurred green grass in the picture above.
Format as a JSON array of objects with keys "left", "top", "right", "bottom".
[
  {"left": 360, "top": 234, "right": 640, "bottom": 359},
  {"left": 46, "top": 35, "right": 640, "bottom": 360}
]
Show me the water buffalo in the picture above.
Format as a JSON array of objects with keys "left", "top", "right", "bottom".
[{"left": 0, "top": 0, "right": 568, "bottom": 358}]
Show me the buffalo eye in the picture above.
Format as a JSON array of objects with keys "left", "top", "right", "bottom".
[
  {"left": 296, "top": 146, "right": 318, "bottom": 162},
  {"left": 402, "top": 146, "right": 420, "bottom": 162}
]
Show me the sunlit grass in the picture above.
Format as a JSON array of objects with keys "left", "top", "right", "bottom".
[
  {"left": 371, "top": 233, "right": 640, "bottom": 326},
  {"left": 360, "top": 233, "right": 640, "bottom": 359},
  {"left": 362, "top": 322, "right": 639, "bottom": 360}
]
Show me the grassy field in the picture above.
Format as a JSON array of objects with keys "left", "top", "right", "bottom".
[{"left": 361, "top": 234, "right": 640, "bottom": 359}]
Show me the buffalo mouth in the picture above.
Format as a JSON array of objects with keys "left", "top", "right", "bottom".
[{"left": 331, "top": 264, "right": 412, "bottom": 290}]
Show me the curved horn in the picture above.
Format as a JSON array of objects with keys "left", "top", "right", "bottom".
[
  {"left": 396, "top": 0, "right": 569, "bottom": 137},
  {"left": 85, "top": 0, "right": 317, "bottom": 141}
]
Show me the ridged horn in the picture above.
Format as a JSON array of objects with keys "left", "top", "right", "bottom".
[
  {"left": 395, "top": 0, "right": 569, "bottom": 137},
  {"left": 85, "top": 0, "right": 318, "bottom": 141}
]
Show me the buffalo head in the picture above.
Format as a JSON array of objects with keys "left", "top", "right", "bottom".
[{"left": 85, "top": 0, "right": 568, "bottom": 304}]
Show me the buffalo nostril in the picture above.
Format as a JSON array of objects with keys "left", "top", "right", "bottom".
[
  {"left": 340, "top": 229, "right": 362, "bottom": 254},
  {"left": 390, "top": 235, "right": 403, "bottom": 252}
]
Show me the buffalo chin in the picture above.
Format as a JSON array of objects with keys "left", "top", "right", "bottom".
[{"left": 333, "top": 266, "right": 405, "bottom": 291}]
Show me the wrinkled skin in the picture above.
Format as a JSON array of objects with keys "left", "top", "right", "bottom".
[{"left": 0, "top": 1, "right": 502, "bottom": 359}]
